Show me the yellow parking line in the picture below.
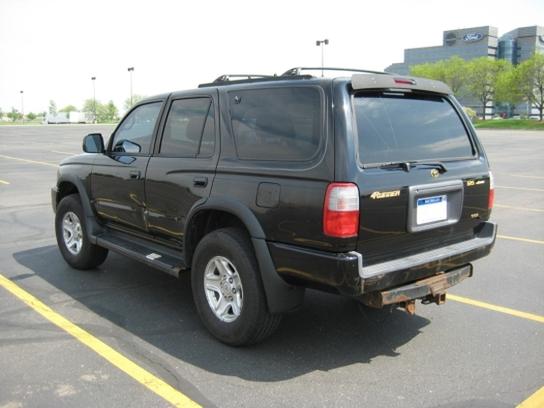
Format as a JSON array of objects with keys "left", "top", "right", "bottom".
[
  {"left": 0, "top": 154, "right": 58, "bottom": 168},
  {"left": 51, "top": 150, "right": 76, "bottom": 155},
  {"left": 498, "top": 234, "right": 544, "bottom": 245},
  {"left": 448, "top": 294, "right": 544, "bottom": 324},
  {"left": 495, "top": 204, "right": 544, "bottom": 213},
  {"left": 496, "top": 185, "right": 544, "bottom": 193},
  {"left": 0, "top": 274, "right": 200, "bottom": 408},
  {"left": 507, "top": 174, "right": 544, "bottom": 180},
  {"left": 518, "top": 386, "right": 544, "bottom": 408},
  {"left": 0, "top": 179, "right": 10, "bottom": 185}
]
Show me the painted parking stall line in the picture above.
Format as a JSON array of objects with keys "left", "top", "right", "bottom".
[
  {"left": 517, "top": 385, "right": 544, "bottom": 408},
  {"left": 0, "top": 153, "right": 58, "bottom": 168},
  {"left": 497, "top": 235, "right": 544, "bottom": 245},
  {"left": 496, "top": 185, "right": 544, "bottom": 193},
  {"left": 0, "top": 179, "right": 10, "bottom": 185},
  {"left": 448, "top": 294, "right": 544, "bottom": 324},
  {"left": 494, "top": 204, "right": 544, "bottom": 213},
  {"left": 0, "top": 273, "right": 201, "bottom": 408}
]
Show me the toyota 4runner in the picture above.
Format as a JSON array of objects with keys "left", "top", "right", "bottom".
[{"left": 52, "top": 67, "right": 497, "bottom": 345}]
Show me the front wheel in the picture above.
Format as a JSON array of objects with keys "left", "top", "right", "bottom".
[
  {"left": 191, "top": 228, "right": 282, "bottom": 346},
  {"left": 55, "top": 194, "right": 108, "bottom": 270}
]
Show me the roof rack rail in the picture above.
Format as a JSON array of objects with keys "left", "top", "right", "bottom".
[
  {"left": 281, "top": 67, "right": 392, "bottom": 76},
  {"left": 198, "top": 73, "right": 312, "bottom": 88},
  {"left": 213, "top": 74, "right": 275, "bottom": 82}
]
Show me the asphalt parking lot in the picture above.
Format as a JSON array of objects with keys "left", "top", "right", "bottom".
[{"left": 0, "top": 125, "right": 542, "bottom": 408}]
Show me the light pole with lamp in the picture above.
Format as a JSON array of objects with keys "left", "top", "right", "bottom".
[
  {"left": 315, "top": 39, "right": 329, "bottom": 77},
  {"left": 91, "top": 76, "right": 96, "bottom": 123},
  {"left": 20, "top": 90, "right": 24, "bottom": 122},
  {"left": 127, "top": 67, "right": 134, "bottom": 107}
]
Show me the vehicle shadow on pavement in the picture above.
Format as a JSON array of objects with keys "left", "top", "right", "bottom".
[{"left": 14, "top": 245, "right": 430, "bottom": 382}]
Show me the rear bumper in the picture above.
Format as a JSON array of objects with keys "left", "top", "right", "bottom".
[{"left": 268, "top": 221, "right": 497, "bottom": 298}]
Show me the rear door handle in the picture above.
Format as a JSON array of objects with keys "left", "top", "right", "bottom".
[
  {"left": 129, "top": 170, "right": 141, "bottom": 180},
  {"left": 193, "top": 176, "right": 208, "bottom": 187}
]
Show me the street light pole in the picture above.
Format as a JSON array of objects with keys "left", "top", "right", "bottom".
[
  {"left": 91, "top": 76, "right": 96, "bottom": 124},
  {"left": 315, "top": 39, "right": 329, "bottom": 77},
  {"left": 127, "top": 67, "right": 134, "bottom": 107},
  {"left": 20, "top": 90, "right": 24, "bottom": 123}
]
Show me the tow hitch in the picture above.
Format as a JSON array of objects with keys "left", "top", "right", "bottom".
[{"left": 361, "top": 264, "right": 472, "bottom": 314}]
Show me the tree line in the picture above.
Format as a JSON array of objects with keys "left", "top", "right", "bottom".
[
  {"left": 410, "top": 53, "right": 544, "bottom": 120},
  {"left": 1, "top": 95, "right": 145, "bottom": 123}
]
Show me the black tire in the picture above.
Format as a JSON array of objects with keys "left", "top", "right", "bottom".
[
  {"left": 55, "top": 194, "right": 108, "bottom": 270},
  {"left": 191, "top": 228, "right": 282, "bottom": 346}
]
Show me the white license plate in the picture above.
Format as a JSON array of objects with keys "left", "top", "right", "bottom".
[{"left": 417, "top": 195, "right": 447, "bottom": 225}]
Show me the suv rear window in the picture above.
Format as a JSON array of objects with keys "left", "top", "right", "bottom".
[
  {"left": 354, "top": 92, "right": 474, "bottom": 165},
  {"left": 229, "top": 87, "right": 322, "bottom": 161}
]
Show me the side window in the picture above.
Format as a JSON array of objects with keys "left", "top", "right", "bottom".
[
  {"left": 160, "top": 98, "right": 215, "bottom": 157},
  {"left": 111, "top": 102, "right": 162, "bottom": 154},
  {"left": 229, "top": 87, "right": 322, "bottom": 161}
]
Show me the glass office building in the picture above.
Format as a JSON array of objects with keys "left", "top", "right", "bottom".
[{"left": 386, "top": 25, "right": 544, "bottom": 117}]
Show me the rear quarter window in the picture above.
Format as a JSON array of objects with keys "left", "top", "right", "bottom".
[
  {"left": 354, "top": 92, "right": 474, "bottom": 165},
  {"left": 229, "top": 87, "right": 322, "bottom": 161}
]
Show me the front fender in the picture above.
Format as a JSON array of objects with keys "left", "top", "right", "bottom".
[{"left": 56, "top": 173, "right": 103, "bottom": 243}]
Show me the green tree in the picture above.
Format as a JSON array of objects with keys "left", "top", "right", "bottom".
[
  {"left": 410, "top": 61, "right": 445, "bottom": 82},
  {"left": 26, "top": 112, "right": 37, "bottom": 121},
  {"left": 516, "top": 53, "right": 544, "bottom": 121},
  {"left": 103, "top": 100, "right": 119, "bottom": 122},
  {"left": 123, "top": 94, "right": 146, "bottom": 110},
  {"left": 82, "top": 98, "right": 101, "bottom": 123},
  {"left": 48, "top": 100, "right": 57, "bottom": 115},
  {"left": 442, "top": 56, "right": 469, "bottom": 95},
  {"left": 59, "top": 104, "right": 77, "bottom": 114},
  {"left": 411, "top": 56, "right": 469, "bottom": 95},
  {"left": 7, "top": 108, "right": 21, "bottom": 122},
  {"left": 465, "top": 57, "right": 511, "bottom": 120}
]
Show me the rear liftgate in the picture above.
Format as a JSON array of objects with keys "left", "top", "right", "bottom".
[{"left": 361, "top": 264, "right": 473, "bottom": 315}]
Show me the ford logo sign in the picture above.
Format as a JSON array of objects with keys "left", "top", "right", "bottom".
[{"left": 463, "top": 32, "right": 483, "bottom": 42}]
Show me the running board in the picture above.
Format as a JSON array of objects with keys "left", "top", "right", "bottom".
[{"left": 95, "top": 230, "right": 187, "bottom": 278}]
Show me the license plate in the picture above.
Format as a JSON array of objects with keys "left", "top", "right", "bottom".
[{"left": 417, "top": 195, "right": 447, "bottom": 225}]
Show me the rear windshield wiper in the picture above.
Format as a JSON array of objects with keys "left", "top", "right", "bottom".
[
  {"left": 410, "top": 161, "right": 448, "bottom": 173},
  {"left": 363, "top": 161, "right": 412, "bottom": 171},
  {"left": 363, "top": 161, "right": 448, "bottom": 173}
]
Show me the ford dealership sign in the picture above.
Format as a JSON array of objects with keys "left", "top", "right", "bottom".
[{"left": 463, "top": 32, "right": 484, "bottom": 42}]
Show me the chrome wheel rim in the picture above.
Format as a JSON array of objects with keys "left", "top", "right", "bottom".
[
  {"left": 203, "top": 256, "right": 244, "bottom": 323},
  {"left": 62, "top": 211, "right": 83, "bottom": 255}
]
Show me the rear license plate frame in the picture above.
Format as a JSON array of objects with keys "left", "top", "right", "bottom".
[{"left": 408, "top": 180, "right": 464, "bottom": 233}]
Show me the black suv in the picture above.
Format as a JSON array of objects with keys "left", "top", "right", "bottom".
[{"left": 52, "top": 68, "right": 497, "bottom": 345}]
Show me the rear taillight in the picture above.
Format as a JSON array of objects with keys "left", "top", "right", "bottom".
[
  {"left": 488, "top": 171, "right": 495, "bottom": 209},
  {"left": 323, "top": 183, "right": 359, "bottom": 238}
]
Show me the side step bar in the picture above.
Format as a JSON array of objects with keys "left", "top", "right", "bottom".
[
  {"left": 361, "top": 264, "right": 473, "bottom": 309},
  {"left": 95, "top": 230, "right": 187, "bottom": 278}
]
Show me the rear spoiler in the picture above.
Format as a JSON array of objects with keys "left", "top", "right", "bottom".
[{"left": 351, "top": 74, "right": 452, "bottom": 95}]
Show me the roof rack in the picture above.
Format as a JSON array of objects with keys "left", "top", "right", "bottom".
[
  {"left": 198, "top": 74, "right": 313, "bottom": 88},
  {"left": 281, "top": 67, "right": 392, "bottom": 76},
  {"left": 214, "top": 74, "right": 274, "bottom": 82},
  {"left": 198, "top": 67, "right": 391, "bottom": 88}
]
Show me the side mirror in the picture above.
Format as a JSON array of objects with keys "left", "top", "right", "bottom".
[{"left": 83, "top": 133, "right": 105, "bottom": 153}]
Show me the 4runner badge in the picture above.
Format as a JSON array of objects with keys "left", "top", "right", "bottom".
[{"left": 370, "top": 190, "right": 401, "bottom": 199}]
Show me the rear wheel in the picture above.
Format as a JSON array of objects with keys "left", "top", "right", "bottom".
[
  {"left": 191, "top": 228, "right": 281, "bottom": 346},
  {"left": 55, "top": 194, "right": 108, "bottom": 269}
]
